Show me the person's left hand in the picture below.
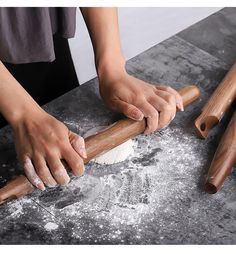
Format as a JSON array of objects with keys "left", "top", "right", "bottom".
[{"left": 99, "top": 72, "right": 184, "bottom": 135}]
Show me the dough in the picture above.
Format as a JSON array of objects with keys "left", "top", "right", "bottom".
[{"left": 84, "top": 126, "right": 134, "bottom": 165}]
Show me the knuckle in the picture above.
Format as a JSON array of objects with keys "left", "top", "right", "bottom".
[
  {"left": 151, "top": 110, "right": 159, "bottom": 118},
  {"left": 136, "top": 95, "right": 146, "bottom": 105},
  {"left": 45, "top": 148, "right": 58, "bottom": 158},
  {"left": 57, "top": 138, "right": 68, "bottom": 147},
  {"left": 165, "top": 104, "right": 174, "bottom": 112},
  {"left": 146, "top": 111, "right": 158, "bottom": 121},
  {"left": 36, "top": 166, "right": 47, "bottom": 177},
  {"left": 147, "top": 95, "right": 157, "bottom": 104},
  {"left": 52, "top": 165, "right": 63, "bottom": 174},
  {"left": 61, "top": 145, "right": 72, "bottom": 155},
  {"left": 56, "top": 137, "right": 70, "bottom": 149},
  {"left": 60, "top": 142, "right": 72, "bottom": 154},
  {"left": 37, "top": 170, "right": 52, "bottom": 185},
  {"left": 157, "top": 101, "right": 168, "bottom": 111},
  {"left": 32, "top": 151, "right": 42, "bottom": 161},
  {"left": 166, "top": 94, "right": 175, "bottom": 103},
  {"left": 166, "top": 86, "right": 172, "bottom": 91}
]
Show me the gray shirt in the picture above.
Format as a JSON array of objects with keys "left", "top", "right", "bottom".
[{"left": 0, "top": 7, "right": 77, "bottom": 64}]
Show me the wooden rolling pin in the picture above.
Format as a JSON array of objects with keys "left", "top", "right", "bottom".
[
  {"left": 195, "top": 63, "right": 236, "bottom": 139},
  {"left": 0, "top": 85, "right": 200, "bottom": 205},
  {"left": 205, "top": 110, "right": 236, "bottom": 194}
]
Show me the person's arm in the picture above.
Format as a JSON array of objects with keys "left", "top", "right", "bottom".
[
  {"left": 0, "top": 61, "right": 85, "bottom": 189},
  {"left": 80, "top": 7, "right": 184, "bottom": 134},
  {"left": 0, "top": 62, "right": 43, "bottom": 125}
]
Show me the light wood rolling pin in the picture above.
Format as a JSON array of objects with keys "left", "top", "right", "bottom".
[
  {"left": 195, "top": 63, "right": 236, "bottom": 139},
  {"left": 0, "top": 85, "right": 200, "bottom": 205},
  {"left": 205, "top": 110, "right": 236, "bottom": 194}
]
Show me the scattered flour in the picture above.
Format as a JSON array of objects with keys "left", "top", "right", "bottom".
[
  {"left": 44, "top": 125, "right": 208, "bottom": 242},
  {"left": 44, "top": 222, "right": 59, "bottom": 231},
  {"left": 2, "top": 124, "right": 211, "bottom": 243},
  {"left": 6, "top": 198, "right": 33, "bottom": 218},
  {"left": 8, "top": 201, "right": 24, "bottom": 218}
]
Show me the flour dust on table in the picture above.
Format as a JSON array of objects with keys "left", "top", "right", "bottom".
[
  {"left": 44, "top": 222, "right": 59, "bottom": 231},
  {"left": 84, "top": 126, "right": 134, "bottom": 165}
]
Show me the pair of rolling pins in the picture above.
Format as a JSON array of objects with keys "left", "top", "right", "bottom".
[
  {"left": 0, "top": 85, "right": 201, "bottom": 205},
  {"left": 195, "top": 63, "right": 236, "bottom": 194}
]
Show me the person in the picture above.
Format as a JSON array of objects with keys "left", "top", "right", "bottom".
[{"left": 0, "top": 7, "right": 184, "bottom": 190}]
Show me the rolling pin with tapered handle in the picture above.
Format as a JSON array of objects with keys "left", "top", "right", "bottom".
[
  {"left": 0, "top": 85, "right": 200, "bottom": 205},
  {"left": 205, "top": 110, "right": 236, "bottom": 194},
  {"left": 195, "top": 62, "right": 236, "bottom": 139}
]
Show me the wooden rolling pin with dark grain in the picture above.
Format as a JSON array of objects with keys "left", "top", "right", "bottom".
[
  {"left": 195, "top": 63, "right": 236, "bottom": 139},
  {"left": 0, "top": 85, "right": 200, "bottom": 205},
  {"left": 205, "top": 110, "right": 236, "bottom": 194}
]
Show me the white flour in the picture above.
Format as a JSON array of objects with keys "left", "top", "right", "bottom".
[
  {"left": 41, "top": 125, "right": 207, "bottom": 242},
  {"left": 44, "top": 222, "right": 59, "bottom": 231},
  {"left": 2, "top": 124, "right": 210, "bottom": 243}
]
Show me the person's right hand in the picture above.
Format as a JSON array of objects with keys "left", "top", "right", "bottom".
[{"left": 12, "top": 109, "right": 86, "bottom": 190}]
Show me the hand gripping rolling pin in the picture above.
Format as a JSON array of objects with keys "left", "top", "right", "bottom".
[
  {"left": 0, "top": 85, "right": 200, "bottom": 205},
  {"left": 195, "top": 63, "right": 236, "bottom": 139},
  {"left": 205, "top": 110, "right": 236, "bottom": 194}
]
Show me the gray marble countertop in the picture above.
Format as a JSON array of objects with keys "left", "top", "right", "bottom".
[{"left": 0, "top": 8, "right": 236, "bottom": 244}]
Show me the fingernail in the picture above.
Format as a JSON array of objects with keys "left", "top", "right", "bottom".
[
  {"left": 61, "top": 178, "right": 70, "bottom": 186},
  {"left": 79, "top": 146, "right": 87, "bottom": 159},
  {"left": 80, "top": 164, "right": 85, "bottom": 176},
  {"left": 73, "top": 140, "right": 87, "bottom": 159},
  {"left": 176, "top": 102, "right": 184, "bottom": 112},
  {"left": 47, "top": 184, "right": 56, "bottom": 188},
  {"left": 143, "top": 129, "right": 151, "bottom": 135},
  {"left": 34, "top": 180, "right": 45, "bottom": 191},
  {"left": 136, "top": 116, "right": 144, "bottom": 121},
  {"left": 36, "top": 182, "right": 46, "bottom": 191},
  {"left": 46, "top": 177, "right": 57, "bottom": 187},
  {"left": 131, "top": 110, "right": 143, "bottom": 121},
  {"left": 47, "top": 182, "right": 57, "bottom": 188}
]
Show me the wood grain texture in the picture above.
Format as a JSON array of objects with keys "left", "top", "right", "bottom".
[
  {"left": 195, "top": 63, "right": 236, "bottom": 139},
  {"left": 205, "top": 110, "right": 236, "bottom": 194},
  {"left": 0, "top": 85, "right": 200, "bottom": 205},
  {"left": 0, "top": 175, "right": 34, "bottom": 205}
]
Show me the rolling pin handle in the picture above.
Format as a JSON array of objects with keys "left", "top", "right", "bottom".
[{"left": 0, "top": 175, "right": 35, "bottom": 205}]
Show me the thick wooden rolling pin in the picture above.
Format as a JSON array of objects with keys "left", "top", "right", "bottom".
[
  {"left": 195, "top": 63, "right": 236, "bottom": 139},
  {"left": 0, "top": 85, "right": 200, "bottom": 205},
  {"left": 205, "top": 110, "right": 236, "bottom": 194}
]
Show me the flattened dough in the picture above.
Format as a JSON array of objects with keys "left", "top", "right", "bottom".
[{"left": 84, "top": 126, "right": 134, "bottom": 165}]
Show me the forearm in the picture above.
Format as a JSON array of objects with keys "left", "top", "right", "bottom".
[
  {"left": 0, "top": 61, "right": 43, "bottom": 126},
  {"left": 80, "top": 7, "right": 126, "bottom": 79}
]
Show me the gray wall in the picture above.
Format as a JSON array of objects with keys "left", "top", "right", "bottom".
[{"left": 69, "top": 7, "right": 221, "bottom": 84}]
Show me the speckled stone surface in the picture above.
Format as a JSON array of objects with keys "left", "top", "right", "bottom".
[
  {"left": 0, "top": 8, "right": 236, "bottom": 244},
  {"left": 178, "top": 7, "right": 236, "bottom": 68}
]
